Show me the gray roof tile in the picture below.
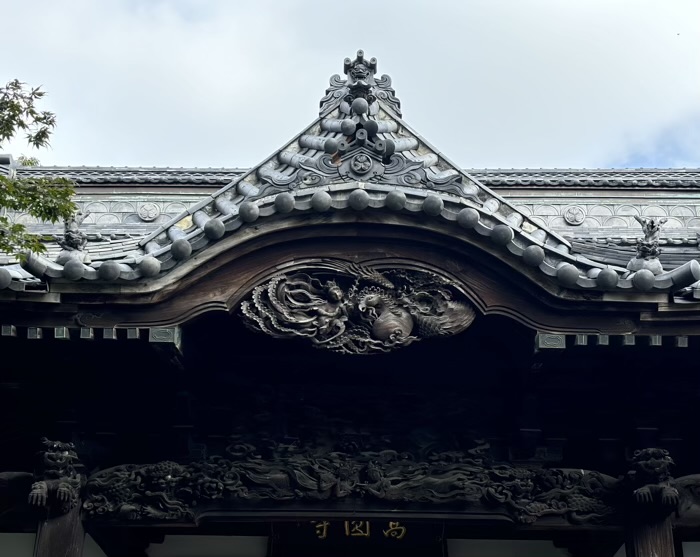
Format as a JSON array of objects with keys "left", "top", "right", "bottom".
[{"left": 12, "top": 166, "right": 700, "bottom": 188}]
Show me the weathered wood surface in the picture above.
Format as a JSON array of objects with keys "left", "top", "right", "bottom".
[
  {"left": 1, "top": 228, "right": 659, "bottom": 335},
  {"left": 626, "top": 516, "right": 675, "bottom": 557},
  {"left": 33, "top": 505, "right": 84, "bottom": 557}
]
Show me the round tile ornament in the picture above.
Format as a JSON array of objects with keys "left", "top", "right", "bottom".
[
  {"left": 563, "top": 205, "right": 585, "bottom": 226},
  {"left": 138, "top": 202, "right": 161, "bottom": 222}
]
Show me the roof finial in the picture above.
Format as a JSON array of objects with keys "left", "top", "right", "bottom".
[{"left": 319, "top": 51, "right": 401, "bottom": 117}]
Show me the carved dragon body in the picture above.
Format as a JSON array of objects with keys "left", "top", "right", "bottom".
[{"left": 241, "top": 263, "right": 476, "bottom": 354}]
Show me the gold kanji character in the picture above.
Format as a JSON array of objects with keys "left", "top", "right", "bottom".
[
  {"left": 383, "top": 521, "right": 407, "bottom": 540},
  {"left": 344, "top": 520, "right": 370, "bottom": 537},
  {"left": 311, "top": 520, "right": 330, "bottom": 540}
]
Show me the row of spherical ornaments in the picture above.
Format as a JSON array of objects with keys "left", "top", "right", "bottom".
[
  {"left": 160, "top": 184, "right": 654, "bottom": 292},
  {"left": 60, "top": 256, "right": 163, "bottom": 281},
  {"left": 0, "top": 267, "right": 17, "bottom": 290},
  {"left": 24, "top": 183, "right": 696, "bottom": 292},
  {"left": 13, "top": 251, "right": 163, "bottom": 283},
  {"left": 261, "top": 187, "right": 693, "bottom": 292}
]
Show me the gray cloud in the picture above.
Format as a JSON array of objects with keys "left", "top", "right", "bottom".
[
  {"left": 607, "top": 111, "right": 700, "bottom": 167},
  {"left": 2, "top": 0, "right": 699, "bottom": 168}
]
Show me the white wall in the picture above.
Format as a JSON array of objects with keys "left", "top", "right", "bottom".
[
  {"left": 83, "top": 534, "right": 108, "bottom": 557},
  {"left": 147, "top": 536, "right": 268, "bottom": 557},
  {"left": 0, "top": 533, "right": 34, "bottom": 557},
  {"left": 0, "top": 532, "right": 110, "bottom": 557},
  {"left": 448, "top": 539, "right": 570, "bottom": 557},
  {"left": 0, "top": 532, "right": 631, "bottom": 557}
]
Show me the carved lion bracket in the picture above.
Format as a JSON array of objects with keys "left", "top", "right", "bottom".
[{"left": 28, "top": 438, "right": 84, "bottom": 517}]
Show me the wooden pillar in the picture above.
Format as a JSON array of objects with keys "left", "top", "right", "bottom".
[
  {"left": 33, "top": 505, "right": 84, "bottom": 557},
  {"left": 626, "top": 515, "right": 675, "bottom": 557}
]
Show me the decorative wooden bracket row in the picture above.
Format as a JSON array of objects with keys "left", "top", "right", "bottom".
[
  {"left": 536, "top": 332, "right": 689, "bottom": 349},
  {"left": 0, "top": 324, "right": 182, "bottom": 349}
]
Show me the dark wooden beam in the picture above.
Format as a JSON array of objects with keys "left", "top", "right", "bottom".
[{"left": 33, "top": 506, "right": 84, "bottom": 557}]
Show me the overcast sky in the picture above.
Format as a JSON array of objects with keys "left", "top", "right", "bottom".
[{"left": 2, "top": 0, "right": 699, "bottom": 169}]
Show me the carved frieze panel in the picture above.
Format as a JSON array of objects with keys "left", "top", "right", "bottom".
[
  {"left": 83, "top": 439, "right": 619, "bottom": 524},
  {"left": 240, "top": 262, "right": 476, "bottom": 354},
  {"left": 77, "top": 436, "right": 700, "bottom": 527}
]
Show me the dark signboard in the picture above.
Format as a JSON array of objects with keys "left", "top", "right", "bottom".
[{"left": 271, "top": 519, "right": 445, "bottom": 557}]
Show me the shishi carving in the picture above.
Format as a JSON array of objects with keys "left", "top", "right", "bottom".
[
  {"left": 628, "top": 215, "right": 667, "bottom": 274},
  {"left": 28, "top": 438, "right": 83, "bottom": 516},
  {"left": 56, "top": 210, "right": 91, "bottom": 265},
  {"left": 240, "top": 264, "right": 476, "bottom": 354},
  {"left": 629, "top": 448, "right": 677, "bottom": 506},
  {"left": 58, "top": 210, "right": 90, "bottom": 252}
]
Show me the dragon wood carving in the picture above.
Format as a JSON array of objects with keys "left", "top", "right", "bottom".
[
  {"left": 82, "top": 441, "right": 618, "bottom": 524},
  {"left": 240, "top": 265, "right": 476, "bottom": 354}
]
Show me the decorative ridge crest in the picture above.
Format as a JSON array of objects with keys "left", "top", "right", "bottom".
[{"left": 319, "top": 49, "right": 401, "bottom": 117}]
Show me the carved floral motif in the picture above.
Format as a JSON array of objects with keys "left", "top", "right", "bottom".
[{"left": 240, "top": 265, "right": 476, "bottom": 354}]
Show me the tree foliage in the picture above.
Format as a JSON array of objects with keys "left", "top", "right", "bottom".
[{"left": 0, "top": 79, "right": 76, "bottom": 258}]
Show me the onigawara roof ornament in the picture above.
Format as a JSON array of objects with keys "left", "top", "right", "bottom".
[{"left": 319, "top": 49, "right": 401, "bottom": 117}]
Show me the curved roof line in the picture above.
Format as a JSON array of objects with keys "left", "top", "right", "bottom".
[{"left": 4, "top": 51, "right": 699, "bottom": 297}]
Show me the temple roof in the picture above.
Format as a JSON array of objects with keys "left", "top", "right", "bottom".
[{"left": 1, "top": 50, "right": 699, "bottom": 304}]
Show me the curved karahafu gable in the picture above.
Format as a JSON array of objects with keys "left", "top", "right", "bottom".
[
  {"left": 3, "top": 51, "right": 700, "bottom": 329},
  {"left": 8, "top": 51, "right": 698, "bottom": 297}
]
